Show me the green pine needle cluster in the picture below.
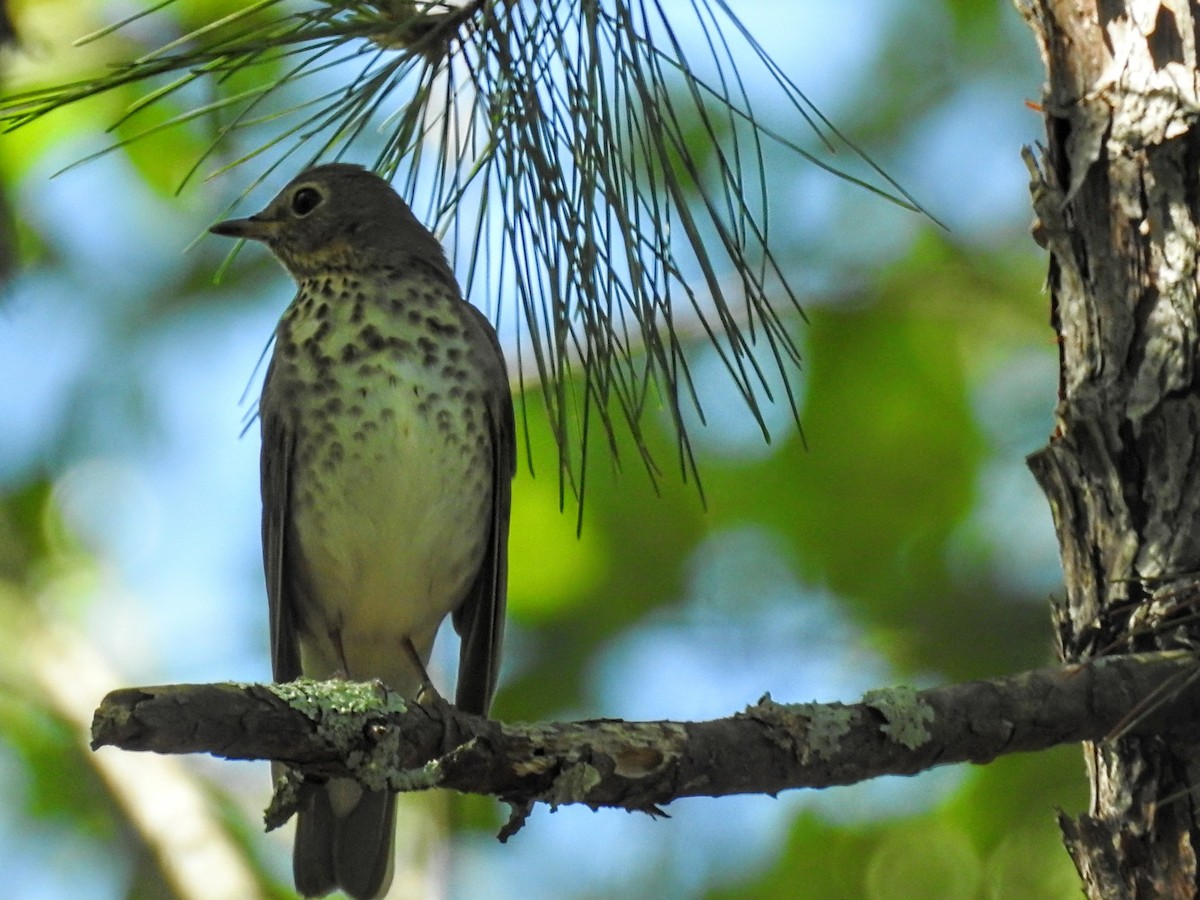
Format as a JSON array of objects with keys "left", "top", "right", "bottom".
[{"left": 1, "top": 0, "right": 929, "bottom": 502}]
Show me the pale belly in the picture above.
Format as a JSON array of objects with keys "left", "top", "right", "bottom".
[{"left": 288, "top": 372, "right": 492, "bottom": 691}]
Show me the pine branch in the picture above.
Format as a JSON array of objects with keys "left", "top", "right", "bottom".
[
  {"left": 0, "top": 0, "right": 934, "bottom": 501},
  {"left": 91, "top": 652, "right": 1200, "bottom": 839}
]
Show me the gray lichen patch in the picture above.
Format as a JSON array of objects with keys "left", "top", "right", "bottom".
[
  {"left": 544, "top": 761, "right": 602, "bottom": 807},
  {"left": 272, "top": 677, "right": 406, "bottom": 712},
  {"left": 862, "top": 686, "right": 934, "bottom": 750},
  {"left": 265, "top": 767, "right": 305, "bottom": 831},
  {"left": 389, "top": 759, "right": 444, "bottom": 793},
  {"left": 744, "top": 695, "right": 855, "bottom": 763},
  {"left": 270, "top": 678, "right": 407, "bottom": 729},
  {"left": 354, "top": 723, "right": 403, "bottom": 792},
  {"left": 269, "top": 679, "right": 413, "bottom": 788},
  {"left": 796, "top": 703, "right": 855, "bottom": 763}
]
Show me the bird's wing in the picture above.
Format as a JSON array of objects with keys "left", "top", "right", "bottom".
[
  {"left": 261, "top": 358, "right": 303, "bottom": 682},
  {"left": 452, "top": 308, "right": 515, "bottom": 717}
]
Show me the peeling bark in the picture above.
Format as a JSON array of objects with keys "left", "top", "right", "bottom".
[{"left": 1018, "top": 1, "right": 1200, "bottom": 895}]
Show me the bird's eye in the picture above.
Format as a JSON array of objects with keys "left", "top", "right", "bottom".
[{"left": 290, "top": 187, "right": 323, "bottom": 217}]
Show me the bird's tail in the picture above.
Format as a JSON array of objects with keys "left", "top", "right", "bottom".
[{"left": 293, "top": 779, "right": 396, "bottom": 900}]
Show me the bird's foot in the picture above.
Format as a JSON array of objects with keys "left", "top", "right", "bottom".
[{"left": 402, "top": 637, "right": 444, "bottom": 707}]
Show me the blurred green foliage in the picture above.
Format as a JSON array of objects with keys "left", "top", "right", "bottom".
[{"left": 0, "top": 0, "right": 1086, "bottom": 898}]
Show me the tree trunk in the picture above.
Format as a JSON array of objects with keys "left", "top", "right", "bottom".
[{"left": 1020, "top": 1, "right": 1200, "bottom": 895}]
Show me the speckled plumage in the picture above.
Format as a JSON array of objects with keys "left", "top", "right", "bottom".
[{"left": 211, "top": 164, "right": 513, "bottom": 900}]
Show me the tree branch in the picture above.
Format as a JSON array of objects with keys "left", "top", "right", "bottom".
[{"left": 91, "top": 652, "right": 1200, "bottom": 836}]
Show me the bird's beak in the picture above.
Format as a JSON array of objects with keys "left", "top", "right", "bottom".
[{"left": 209, "top": 215, "right": 275, "bottom": 241}]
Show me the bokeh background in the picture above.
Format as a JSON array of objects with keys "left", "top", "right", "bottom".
[{"left": 0, "top": 1, "right": 1085, "bottom": 898}]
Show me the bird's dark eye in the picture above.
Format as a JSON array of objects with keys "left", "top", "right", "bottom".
[{"left": 291, "top": 187, "right": 323, "bottom": 217}]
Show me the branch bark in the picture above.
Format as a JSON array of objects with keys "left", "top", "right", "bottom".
[
  {"left": 1018, "top": 0, "right": 1200, "bottom": 896},
  {"left": 91, "top": 652, "right": 1200, "bottom": 837}
]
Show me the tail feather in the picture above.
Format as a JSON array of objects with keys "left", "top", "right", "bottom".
[{"left": 293, "top": 781, "right": 396, "bottom": 899}]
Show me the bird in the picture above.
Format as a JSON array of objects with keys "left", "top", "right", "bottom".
[{"left": 210, "top": 163, "right": 514, "bottom": 899}]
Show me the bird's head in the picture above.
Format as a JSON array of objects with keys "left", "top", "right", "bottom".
[{"left": 210, "top": 163, "right": 448, "bottom": 279}]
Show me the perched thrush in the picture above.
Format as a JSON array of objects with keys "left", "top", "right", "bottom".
[{"left": 211, "top": 163, "right": 514, "bottom": 900}]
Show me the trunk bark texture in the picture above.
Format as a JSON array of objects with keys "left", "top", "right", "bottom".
[{"left": 1020, "top": 1, "right": 1200, "bottom": 896}]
